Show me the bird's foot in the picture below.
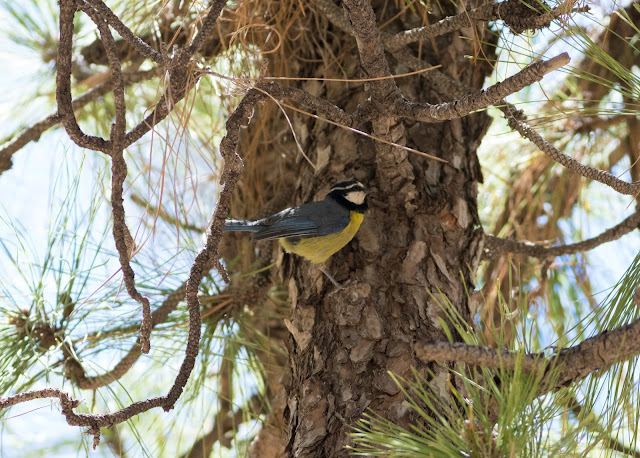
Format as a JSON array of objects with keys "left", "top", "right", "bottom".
[{"left": 320, "top": 268, "right": 349, "bottom": 289}]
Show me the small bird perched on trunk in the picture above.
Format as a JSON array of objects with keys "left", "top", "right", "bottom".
[{"left": 224, "top": 180, "right": 368, "bottom": 287}]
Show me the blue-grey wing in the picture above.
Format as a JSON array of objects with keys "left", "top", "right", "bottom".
[{"left": 251, "top": 200, "right": 350, "bottom": 240}]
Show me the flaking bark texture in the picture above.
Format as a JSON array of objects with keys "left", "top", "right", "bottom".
[{"left": 274, "top": 2, "right": 496, "bottom": 456}]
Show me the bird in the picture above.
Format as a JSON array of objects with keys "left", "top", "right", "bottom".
[{"left": 224, "top": 180, "right": 368, "bottom": 287}]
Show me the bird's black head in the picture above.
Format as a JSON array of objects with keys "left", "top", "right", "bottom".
[{"left": 326, "top": 180, "right": 368, "bottom": 212}]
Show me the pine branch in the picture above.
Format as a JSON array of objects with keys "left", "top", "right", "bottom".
[
  {"left": 483, "top": 209, "right": 640, "bottom": 259},
  {"left": 0, "top": 0, "right": 233, "bottom": 447},
  {"left": 56, "top": 0, "right": 111, "bottom": 153},
  {"left": 386, "top": 0, "right": 589, "bottom": 50},
  {"left": 321, "top": 0, "right": 640, "bottom": 202},
  {"left": 321, "top": 0, "right": 570, "bottom": 122},
  {"left": 341, "top": 0, "right": 401, "bottom": 107},
  {"left": 415, "top": 341, "right": 545, "bottom": 372},
  {"left": 0, "top": 70, "right": 155, "bottom": 175},
  {"left": 0, "top": 388, "right": 166, "bottom": 449},
  {"left": 416, "top": 307, "right": 640, "bottom": 393},
  {"left": 384, "top": 3, "right": 497, "bottom": 51},
  {"left": 82, "top": 0, "right": 163, "bottom": 63},
  {"left": 254, "top": 81, "right": 354, "bottom": 127},
  {"left": 503, "top": 105, "right": 640, "bottom": 196},
  {"left": 397, "top": 54, "right": 570, "bottom": 122}
]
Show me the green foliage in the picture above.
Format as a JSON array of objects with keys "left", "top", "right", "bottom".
[
  {"left": 0, "top": 153, "right": 110, "bottom": 394},
  {"left": 2, "top": 0, "right": 640, "bottom": 455},
  {"left": 350, "top": 254, "right": 640, "bottom": 456}
]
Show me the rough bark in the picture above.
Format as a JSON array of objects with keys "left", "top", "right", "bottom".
[{"left": 268, "top": 2, "right": 495, "bottom": 456}]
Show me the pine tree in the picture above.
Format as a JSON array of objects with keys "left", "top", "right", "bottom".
[{"left": 1, "top": 0, "right": 639, "bottom": 456}]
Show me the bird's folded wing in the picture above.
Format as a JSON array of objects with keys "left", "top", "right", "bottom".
[{"left": 251, "top": 216, "right": 318, "bottom": 240}]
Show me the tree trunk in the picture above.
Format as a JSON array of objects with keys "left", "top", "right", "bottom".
[{"left": 269, "top": 2, "right": 497, "bottom": 456}]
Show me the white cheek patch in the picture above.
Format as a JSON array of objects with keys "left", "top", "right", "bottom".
[{"left": 345, "top": 190, "right": 366, "bottom": 205}]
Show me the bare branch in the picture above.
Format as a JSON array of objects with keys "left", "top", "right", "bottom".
[
  {"left": 504, "top": 105, "right": 640, "bottom": 196},
  {"left": 0, "top": 114, "right": 61, "bottom": 173},
  {"left": 415, "top": 341, "right": 545, "bottom": 372},
  {"left": 315, "top": 0, "right": 352, "bottom": 34},
  {"left": 0, "top": 388, "right": 166, "bottom": 448},
  {"left": 385, "top": 3, "right": 497, "bottom": 51},
  {"left": 529, "top": 0, "right": 587, "bottom": 30},
  {"left": 551, "top": 312, "right": 640, "bottom": 388},
  {"left": 0, "top": 70, "right": 155, "bottom": 175},
  {"left": 163, "top": 88, "right": 258, "bottom": 411},
  {"left": 124, "top": 92, "right": 177, "bottom": 147},
  {"left": 341, "top": 0, "right": 400, "bottom": 106},
  {"left": 484, "top": 209, "right": 640, "bottom": 260},
  {"left": 78, "top": 2, "right": 127, "bottom": 141},
  {"left": 77, "top": 0, "right": 152, "bottom": 352},
  {"left": 319, "top": 0, "right": 569, "bottom": 122},
  {"left": 184, "top": 0, "right": 228, "bottom": 60},
  {"left": 56, "top": 0, "right": 111, "bottom": 153},
  {"left": 256, "top": 81, "right": 353, "bottom": 126},
  {"left": 385, "top": 0, "right": 588, "bottom": 50},
  {"left": 417, "top": 310, "right": 640, "bottom": 392},
  {"left": 83, "top": 0, "right": 163, "bottom": 63},
  {"left": 397, "top": 54, "right": 570, "bottom": 122},
  {"left": 0, "top": 0, "right": 235, "bottom": 443}
]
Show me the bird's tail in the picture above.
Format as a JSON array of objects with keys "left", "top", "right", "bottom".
[{"left": 224, "top": 220, "right": 261, "bottom": 232}]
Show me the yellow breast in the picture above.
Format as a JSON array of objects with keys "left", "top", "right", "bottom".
[{"left": 279, "top": 211, "right": 364, "bottom": 264}]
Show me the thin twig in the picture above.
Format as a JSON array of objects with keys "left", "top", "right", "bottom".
[
  {"left": 0, "top": 388, "right": 166, "bottom": 449},
  {"left": 184, "top": 0, "right": 228, "bottom": 61},
  {"left": 254, "top": 81, "right": 354, "bottom": 127},
  {"left": 483, "top": 209, "right": 640, "bottom": 259},
  {"left": 384, "top": 3, "right": 497, "bottom": 51},
  {"left": 321, "top": 0, "right": 570, "bottom": 123}
]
